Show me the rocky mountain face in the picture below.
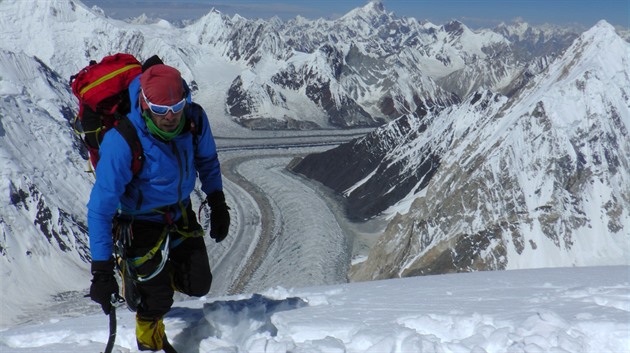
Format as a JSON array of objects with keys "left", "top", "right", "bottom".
[{"left": 292, "top": 21, "right": 630, "bottom": 280}]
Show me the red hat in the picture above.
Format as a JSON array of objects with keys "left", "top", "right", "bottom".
[{"left": 140, "top": 64, "right": 184, "bottom": 107}]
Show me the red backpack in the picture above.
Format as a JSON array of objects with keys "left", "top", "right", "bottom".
[{"left": 70, "top": 53, "right": 144, "bottom": 175}]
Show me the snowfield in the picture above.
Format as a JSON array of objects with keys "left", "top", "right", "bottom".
[{"left": 1, "top": 266, "right": 628, "bottom": 353}]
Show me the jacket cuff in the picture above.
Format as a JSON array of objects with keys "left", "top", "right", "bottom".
[{"left": 91, "top": 258, "right": 115, "bottom": 275}]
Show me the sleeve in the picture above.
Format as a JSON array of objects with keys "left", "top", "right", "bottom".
[
  {"left": 193, "top": 108, "right": 223, "bottom": 196},
  {"left": 87, "top": 130, "right": 134, "bottom": 261}
]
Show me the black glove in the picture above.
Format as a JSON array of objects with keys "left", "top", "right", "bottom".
[
  {"left": 89, "top": 259, "right": 118, "bottom": 315},
  {"left": 207, "top": 191, "right": 230, "bottom": 243}
]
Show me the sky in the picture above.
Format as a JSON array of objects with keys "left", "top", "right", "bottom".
[
  {"left": 1, "top": 266, "right": 628, "bottom": 352},
  {"left": 82, "top": 0, "right": 630, "bottom": 29}
]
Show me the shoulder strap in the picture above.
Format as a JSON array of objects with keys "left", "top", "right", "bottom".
[
  {"left": 114, "top": 117, "right": 145, "bottom": 175},
  {"left": 186, "top": 102, "right": 204, "bottom": 135},
  {"left": 186, "top": 102, "right": 204, "bottom": 149}
]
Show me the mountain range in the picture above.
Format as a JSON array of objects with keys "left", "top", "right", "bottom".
[
  {"left": 0, "top": 0, "right": 628, "bottom": 326},
  {"left": 2, "top": 1, "right": 592, "bottom": 130},
  {"left": 291, "top": 20, "right": 630, "bottom": 280}
]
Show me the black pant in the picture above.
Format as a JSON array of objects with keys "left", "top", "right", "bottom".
[{"left": 127, "top": 215, "right": 212, "bottom": 319}]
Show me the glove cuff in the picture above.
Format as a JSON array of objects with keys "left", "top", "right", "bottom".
[
  {"left": 207, "top": 190, "right": 228, "bottom": 210},
  {"left": 91, "top": 259, "right": 115, "bottom": 275}
]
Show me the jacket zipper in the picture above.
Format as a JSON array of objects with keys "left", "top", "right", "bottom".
[
  {"left": 184, "top": 150, "right": 189, "bottom": 177},
  {"left": 171, "top": 142, "right": 184, "bottom": 203},
  {"left": 135, "top": 190, "right": 143, "bottom": 210}
]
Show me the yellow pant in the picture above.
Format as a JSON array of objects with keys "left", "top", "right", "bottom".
[{"left": 136, "top": 315, "right": 165, "bottom": 351}]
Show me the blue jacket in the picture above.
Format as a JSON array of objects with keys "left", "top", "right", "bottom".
[{"left": 87, "top": 75, "right": 223, "bottom": 261}]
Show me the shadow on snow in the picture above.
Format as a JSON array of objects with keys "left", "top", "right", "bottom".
[{"left": 167, "top": 294, "right": 308, "bottom": 352}]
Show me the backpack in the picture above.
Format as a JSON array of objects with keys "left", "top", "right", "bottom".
[
  {"left": 70, "top": 53, "right": 145, "bottom": 175},
  {"left": 70, "top": 53, "right": 203, "bottom": 177}
]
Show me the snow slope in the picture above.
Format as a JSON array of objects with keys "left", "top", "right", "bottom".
[{"left": 0, "top": 266, "right": 628, "bottom": 353}]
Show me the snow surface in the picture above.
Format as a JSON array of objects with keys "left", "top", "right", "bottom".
[{"left": 1, "top": 266, "right": 628, "bottom": 353}]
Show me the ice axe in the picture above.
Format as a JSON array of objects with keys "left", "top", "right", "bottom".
[{"left": 103, "top": 293, "right": 124, "bottom": 353}]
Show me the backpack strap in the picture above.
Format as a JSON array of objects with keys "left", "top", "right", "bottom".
[
  {"left": 186, "top": 102, "right": 204, "bottom": 147},
  {"left": 114, "top": 117, "right": 145, "bottom": 176},
  {"left": 111, "top": 103, "right": 201, "bottom": 177}
]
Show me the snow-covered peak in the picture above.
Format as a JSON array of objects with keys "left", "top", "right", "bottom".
[
  {"left": 538, "top": 19, "right": 626, "bottom": 92},
  {"left": 191, "top": 6, "right": 226, "bottom": 25},
  {"left": 340, "top": 0, "right": 388, "bottom": 21},
  {"left": 127, "top": 13, "right": 151, "bottom": 24},
  {"left": 1, "top": 0, "right": 102, "bottom": 48},
  {"left": 580, "top": 19, "right": 621, "bottom": 41},
  {"left": 0, "top": 0, "right": 125, "bottom": 77},
  {"left": 441, "top": 20, "right": 509, "bottom": 56},
  {"left": 125, "top": 13, "right": 173, "bottom": 26},
  {"left": 88, "top": 4, "right": 106, "bottom": 17},
  {"left": 495, "top": 18, "right": 582, "bottom": 45},
  {"left": 495, "top": 18, "right": 530, "bottom": 37},
  {"left": 442, "top": 20, "right": 466, "bottom": 35},
  {"left": 185, "top": 7, "right": 233, "bottom": 45}
]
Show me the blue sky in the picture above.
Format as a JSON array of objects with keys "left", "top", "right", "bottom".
[{"left": 83, "top": 0, "right": 629, "bottom": 29}]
